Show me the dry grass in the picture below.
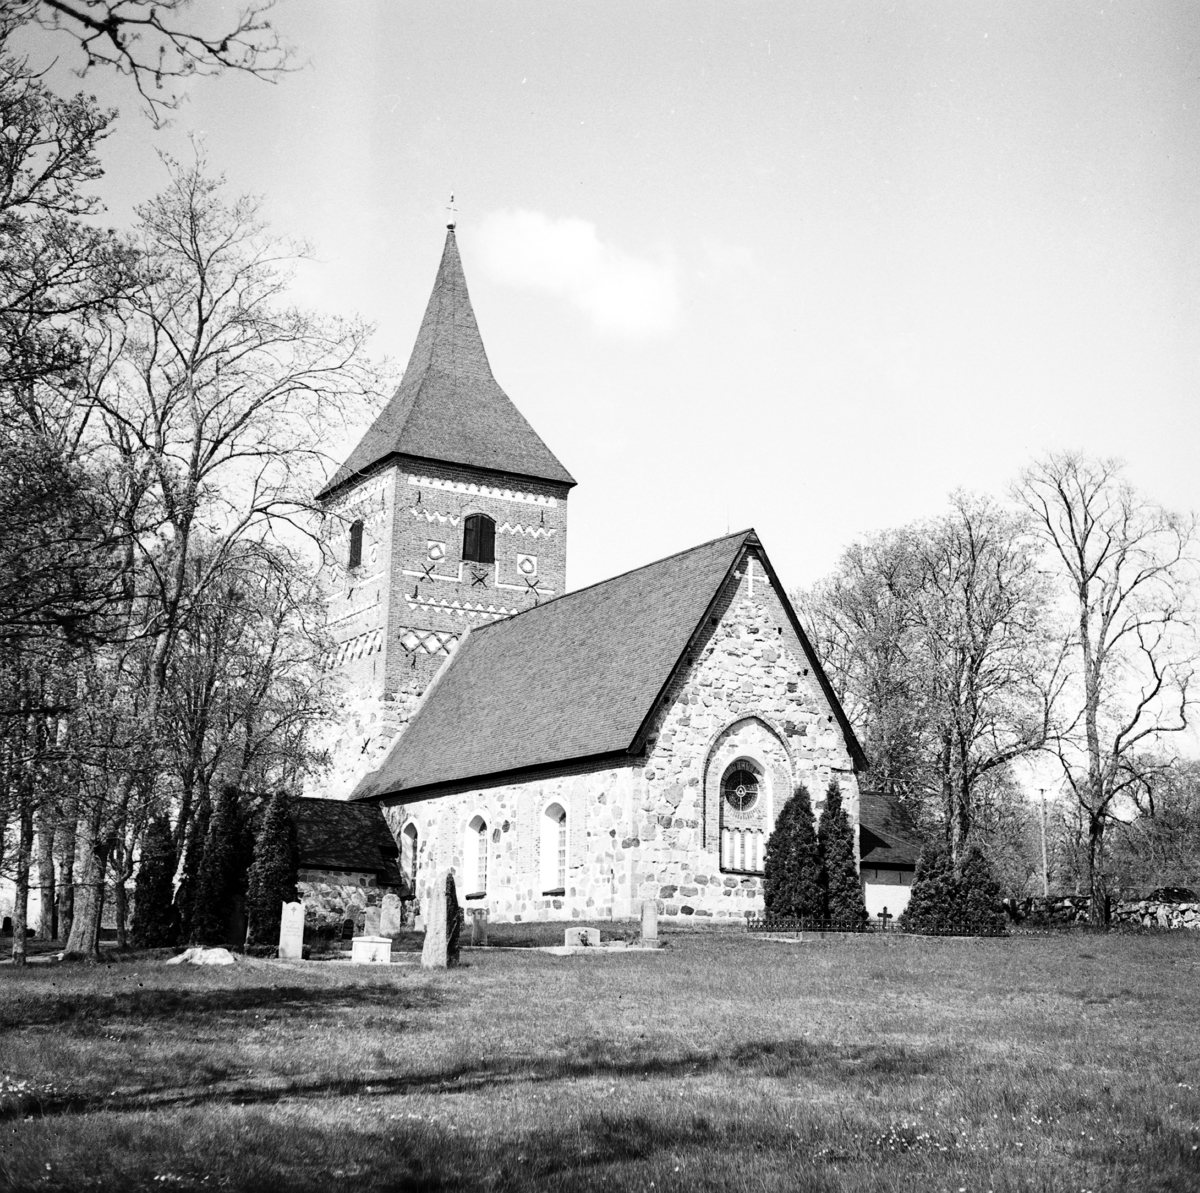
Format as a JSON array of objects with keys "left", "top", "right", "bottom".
[{"left": 1, "top": 929, "right": 1198, "bottom": 1191}]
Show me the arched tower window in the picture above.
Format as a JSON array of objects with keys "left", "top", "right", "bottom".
[
  {"left": 348, "top": 520, "right": 364, "bottom": 569},
  {"left": 540, "top": 803, "right": 567, "bottom": 893},
  {"left": 462, "top": 513, "right": 495, "bottom": 564},
  {"left": 464, "top": 815, "right": 487, "bottom": 897}
]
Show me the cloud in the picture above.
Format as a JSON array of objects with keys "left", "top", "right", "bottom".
[{"left": 476, "top": 209, "right": 679, "bottom": 338}]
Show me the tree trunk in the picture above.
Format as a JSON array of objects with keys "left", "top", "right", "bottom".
[
  {"left": 36, "top": 806, "right": 57, "bottom": 940},
  {"left": 1087, "top": 813, "right": 1109, "bottom": 926},
  {"left": 64, "top": 813, "right": 109, "bottom": 959},
  {"left": 11, "top": 802, "right": 34, "bottom": 965},
  {"left": 58, "top": 804, "right": 77, "bottom": 945}
]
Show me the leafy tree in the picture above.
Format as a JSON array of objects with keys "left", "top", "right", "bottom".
[
  {"left": 1017, "top": 452, "right": 1198, "bottom": 924},
  {"left": 188, "top": 787, "right": 241, "bottom": 946},
  {"left": 244, "top": 789, "right": 299, "bottom": 948},
  {"left": 130, "top": 814, "right": 178, "bottom": 947},
  {"left": 817, "top": 781, "right": 867, "bottom": 929},
  {"left": 763, "top": 783, "right": 823, "bottom": 921}
]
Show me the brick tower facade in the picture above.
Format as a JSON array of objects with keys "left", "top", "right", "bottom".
[{"left": 317, "top": 226, "right": 575, "bottom": 708}]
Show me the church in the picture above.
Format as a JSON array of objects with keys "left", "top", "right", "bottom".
[{"left": 316, "top": 223, "right": 918, "bottom": 924}]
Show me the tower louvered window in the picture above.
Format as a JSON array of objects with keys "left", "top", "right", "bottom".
[
  {"left": 348, "top": 520, "right": 364, "bottom": 569},
  {"left": 462, "top": 513, "right": 495, "bottom": 564}
]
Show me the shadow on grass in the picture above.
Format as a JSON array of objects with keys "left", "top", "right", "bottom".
[
  {"left": 3, "top": 1034, "right": 949, "bottom": 1123},
  {"left": 0, "top": 982, "right": 443, "bottom": 1032}
]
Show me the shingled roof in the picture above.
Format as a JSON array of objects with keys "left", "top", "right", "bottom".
[
  {"left": 293, "top": 796, "right": 403, "bottom": 885},
  {"left": 352, "top": 530, "right": 866, "bottom": 801},
  {"left": 318, "top": 228, "right": 575, "bottom": 499},
  {"left": 858, "top": 791, "right": 924, "bottom": 868}
]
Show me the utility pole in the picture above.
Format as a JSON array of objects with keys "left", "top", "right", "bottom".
[{"left": 1038, "top": 788, "right": 1049, "bottom": 897}]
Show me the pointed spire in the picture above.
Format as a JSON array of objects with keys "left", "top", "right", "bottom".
[{"left": 320, "top": 228, "right": 575, "bottom": 499}]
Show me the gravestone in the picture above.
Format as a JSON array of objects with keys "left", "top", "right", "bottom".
[
  {"left": 641, "top": 898, "right": 658, "bottom": 942},
  {"left": 363, "top": 906, "right": 381, "bottom": 937},
  {"left": 421, "top": 871, "right": 462, "bottom": 969},
  {"left": 413, "top": 915, "right": 425, "bottom": 933},
  {"left": 468, "top": 908, "right": 488, "bottom": 946},
  {"left": 564, "top": 926, "right": 600, "bottom": 948},
  {"left": 379, "top": 893, "right": 404, "bottom": 936},
  {"left": 350, "top": 936, "right": 391, "bottom": 964},
  {"left": 278, "top": 901, "right": 305, "bottom": 960},
  {"left": 341, "top": 918, "right": 355, "bottom": 941}
]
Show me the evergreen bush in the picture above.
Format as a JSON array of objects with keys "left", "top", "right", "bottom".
[
  {"left": 763, "top": 783, "right": 823, "bottom": 921},
  {"left": 130, "top": 815, "right": 179, "bottom": 947},
  {"left": 959, "top": 846, "right": 1006, "bottom": 934},
  {"left": 817, "top": 781, "right": 868, "bottom": 929},
  {"left": 900, "top": 844, "right": 958, "bottom": 933},
  {"left": 189, "top": 786, "right": 242, "bottom": 946},
  {"left": 245, "top": 790, "right": 300, "bottom": 949}
]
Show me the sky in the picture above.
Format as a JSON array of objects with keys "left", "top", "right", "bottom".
[{"left": 18, "top": 1, "right": 1200, "bottom": 594}]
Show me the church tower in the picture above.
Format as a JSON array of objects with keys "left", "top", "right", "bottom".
[{"left": 318, "top": 224, "right": 575, "bottom": 705}]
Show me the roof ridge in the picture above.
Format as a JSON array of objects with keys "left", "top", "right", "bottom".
[{"left": 469, "top": 528, "right": 757, "bottom": 636}]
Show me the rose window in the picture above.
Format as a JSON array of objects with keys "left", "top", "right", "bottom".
[{"left": 722, "top": 767, "right": 760, "bottom": 813}]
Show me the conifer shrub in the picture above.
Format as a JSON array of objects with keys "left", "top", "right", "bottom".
[
  {"left": 245, "top": 790, "right": 300, "bottom": 949},
  {"left": 763, "top": 783, "right": 823, "bottom": 921},
  {"left": 818, "top": 781, "right": 868, "bottom": 929},
  {"left": 959, "top": 846, "right": 1006, "bottom": 934},
  {"left": 189, "top": 786, "right": 242, "bottom": 946},
  {"left": 130, "top": 815, "right": 179, "bottom": 948},
  {"left": 901, "top": 843, "right": 1007, "bottom": 935},
  {"left": 900, "top": 844, "right": 958, "bottom": 933},
  {"left": 173, "top": 794, "right": 210, "bottom": 944}
]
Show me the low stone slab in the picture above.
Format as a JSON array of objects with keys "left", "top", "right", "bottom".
[
  {"left": 166, "top": 947, "right": 237, "bottom": 966},
  {"left": 564, "top": 927, "right": 601, "bottom": 948},
  {"left": 350, "top": 936, "right": 392, "bottom": 965}
]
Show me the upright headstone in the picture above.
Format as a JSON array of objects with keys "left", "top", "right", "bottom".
[
  {"left": 379, "top": 893, "right": 404, "bottom": 937},
  {"left": 363, "top": 906, "right": 381, "bottom": 937},
  {"left": 445, "top": 873, "right": 462, "bottom": 966},
  {"left": 278, "top": 901, "right": 305, "bottom": 960},
  {"left": 421, "top": 871, "right": 456, "bottom": 969},
  {"left": 469, "top": 908, "right": 488, "bottom": 946},
  {"left": 641, "top": 898, "right": 658, "bottom": 943}
]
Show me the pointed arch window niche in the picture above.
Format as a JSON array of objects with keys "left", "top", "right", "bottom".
[
  {"left": 401, "top": 823, "right": 418, "bottom": 893},
  {"left": 462, "top": 513, "right": 496, "bottom": 564},
  {"left": 348, "top": 520, "right": 364, "bottom": 569},
  {"left": 540, "top": 803, "right": 567, "bottom": 895},
  {"left": 464, "top": 815, "right": 488, "bottom": 899},
  {"left": 720, "top": 759, "right": 768, "bottom": 874}
]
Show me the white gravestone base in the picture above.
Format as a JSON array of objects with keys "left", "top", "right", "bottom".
[{"left": 350, "top": 936, "right": 392, "bottom": 964}]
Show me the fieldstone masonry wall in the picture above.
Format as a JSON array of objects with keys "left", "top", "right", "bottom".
[{"left": 385, "top": 551, "right": 862, "bottom": 923}]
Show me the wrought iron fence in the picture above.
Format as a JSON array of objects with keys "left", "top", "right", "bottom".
[{"left": 745, "top": 914, "right": 1007, "bottom": 938}]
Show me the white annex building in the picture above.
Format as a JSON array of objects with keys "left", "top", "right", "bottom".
[{"left": 314, "top": 224, "right": 920, "bottom": 925}]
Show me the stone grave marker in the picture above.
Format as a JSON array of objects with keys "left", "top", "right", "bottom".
[
  {"left": 421, "top": 871, "right": 462, "bottom": 969},
  {"left": 468, "top": 908, "right": 488, "bottom": 946},
  {"left": 379, "top": 893, "right": 404, "bottom": 936},
  {"left": 564, "top": 926, "right": 600, "bottom": 948},
  {"left": 363, "top": 906, "right": 381, "bottom": 937},
  {"left": 278, "top": 901, "right": 305, "bottom": 960},
  {"left": 641, "top": 898, "right": 658, "bottom": 942},
  {"left": 350, "top": 936, "right": 391, "bottom": 964}
]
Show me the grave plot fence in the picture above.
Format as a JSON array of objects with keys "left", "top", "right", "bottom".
[{"left": 745, "top": 914, "right": 1008, "bottom": 938}]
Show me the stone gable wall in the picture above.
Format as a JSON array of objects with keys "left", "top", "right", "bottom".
[{"left": 385, "top": 549, "right": 863, "bottom": 923}]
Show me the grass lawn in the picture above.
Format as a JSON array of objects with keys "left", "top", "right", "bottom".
[{"left": 1, "top": 929, "right": 1198, "bottom": 1192}]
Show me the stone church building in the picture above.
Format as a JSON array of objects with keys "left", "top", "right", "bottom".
[{"left": 316, "top": 224, "right": 916, "bottom": 924}]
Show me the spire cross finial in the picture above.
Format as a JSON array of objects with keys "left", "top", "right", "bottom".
[{"left": 446, "top": 193, "right": 457, "bottom": 230}]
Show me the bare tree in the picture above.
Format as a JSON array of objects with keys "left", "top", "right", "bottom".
[
  {"left": 1017, "top": 452, "right": 1198, "bottom": 923},
  {"left": 16, "top": 0, "right": 290, "bottom": 124}
]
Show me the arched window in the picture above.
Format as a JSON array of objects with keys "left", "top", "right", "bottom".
[
  {"left": 462, "top": 513, "right": 495, "bottom": 564},
  {"left": 348, "top": 519, "right": 364, "bottom": 569},
  {"left": 464, "top": 815, "right": 487, "bottom": 897},
  {"left": 719, "top": 759, "right": 766, "bottom": 874},
  {"left": 401, "top": 823, "right": 418, "bottom": 890},
  {"left": 540, "top": 803, "right": 567, "bottom": 893}
]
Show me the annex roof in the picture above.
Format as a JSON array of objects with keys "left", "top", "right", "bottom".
[
  {"left": 293, "top": 796, "right": 402, "bottom": 885},
  {"left": 858, "top": 791, "right": 924, "bottom": 869},
  {"left": 352, "top": 530, "right": 867, "bottom": 801},
  {"left": 318, "top": 229, "right": 574, "bottom": 499}
]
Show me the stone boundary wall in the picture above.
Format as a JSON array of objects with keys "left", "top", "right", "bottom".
[
  {"left": 1017, "top": 894, "right": 1200, "bottom": 929},
  {"left": 297, "top": 871, "right": 403, "bottom": 935}
]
